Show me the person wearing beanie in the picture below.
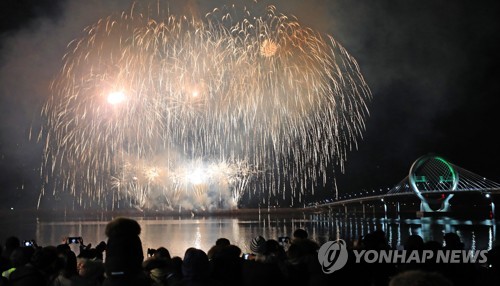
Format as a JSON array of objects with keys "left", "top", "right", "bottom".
[
  {"left": 241, "top": 238, "right": 286, "bottom": 285},
  {"left": 243, "top": 235, "right": 265, "bottom": 262},
  {"left": 102, "top": 217, "right": 150, "bottom": 286},
  {"left": 250, "top": 236, "right": 265, "bottom": 255}
]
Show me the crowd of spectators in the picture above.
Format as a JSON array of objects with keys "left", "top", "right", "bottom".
[{"left": 0, "top": 217, "right": 498, "bottom": 286}]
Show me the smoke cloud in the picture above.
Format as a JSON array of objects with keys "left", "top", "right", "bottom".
[
  {"left": 1, "top": 0, "right": 499, "bottom": 209},
  {"left": 1, "top": 0, "right": 342, "bottom": 210}
]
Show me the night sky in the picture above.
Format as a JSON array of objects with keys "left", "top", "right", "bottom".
[{"left": 1, "top": 0, "right": 499, "bottom": 210}]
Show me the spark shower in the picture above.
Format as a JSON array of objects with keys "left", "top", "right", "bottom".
[{"left": 39, "top": 2, "right": 371, "bottom": 211}]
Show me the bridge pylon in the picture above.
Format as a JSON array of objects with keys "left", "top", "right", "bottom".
[{"left": 409, "top": 154, "right": 458, "bottom": 213}]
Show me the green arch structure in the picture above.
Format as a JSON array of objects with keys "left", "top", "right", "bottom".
[{"left": 409, "top": 154, "right": 458, "bottom": 212}]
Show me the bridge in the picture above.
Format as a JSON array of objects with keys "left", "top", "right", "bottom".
[{"left": 309, "top": 155, "right": 500, "bottom": 217}]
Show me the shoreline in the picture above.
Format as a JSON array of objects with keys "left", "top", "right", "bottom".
[{"left": 1, "top": 207, "right": 319, "bottom": 220}]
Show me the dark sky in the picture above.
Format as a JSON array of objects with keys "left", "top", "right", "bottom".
[{"left": 1, "top": 0, "right": 499, "bottom": 209}]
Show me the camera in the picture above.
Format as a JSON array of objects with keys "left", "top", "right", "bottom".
[
  {"left": 23, "top": 240, "right": 35, "bottom": 247},
  {"left": 278, "top": 236, "right": 290, "bottom": 244},
  {"left": 67, "top": 237, "right": 82, "bottom": 244},
  {"left": 147, "top": 248, "right": 157, "bottom": 257}
]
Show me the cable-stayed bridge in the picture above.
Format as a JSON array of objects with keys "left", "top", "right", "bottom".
[{"left": 309, "top": 155, "right": 500, "bottom": 217}]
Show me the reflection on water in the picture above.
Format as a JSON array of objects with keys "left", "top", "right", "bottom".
[{"left": 0, "top": 213, "right": 497, "bottom": 257}]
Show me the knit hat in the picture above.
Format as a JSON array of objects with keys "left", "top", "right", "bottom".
[
  {"left": 250, "top": 236, "right": 265, "bottom": 254},
  {"left": 104, "top": 217, "right": 144, "bottom": 277}
]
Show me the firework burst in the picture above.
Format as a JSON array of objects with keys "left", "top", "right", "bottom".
[{"left": 39, "top": 2, "right": 371, "bottom": 210}]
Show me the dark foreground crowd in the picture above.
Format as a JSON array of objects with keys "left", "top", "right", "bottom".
[{"left": 1, "top": 217, "right": 499, "bottom": 286}]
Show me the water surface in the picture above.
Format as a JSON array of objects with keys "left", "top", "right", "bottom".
[{"left": 0, "top": 212, "right": 497, "bottom": 258}]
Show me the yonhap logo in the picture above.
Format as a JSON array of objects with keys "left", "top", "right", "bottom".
[
  {"left": 317, "top": 239, "right": 348, "bottom": 274},
  {"left": 317, "top": 239, "right": 488, "bottom": 274}
]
